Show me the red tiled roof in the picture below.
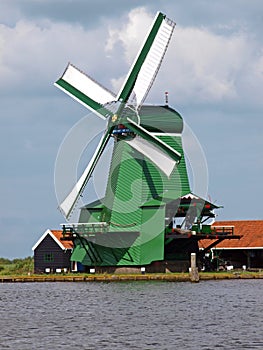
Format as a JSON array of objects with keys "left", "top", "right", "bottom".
[
  {"left": 51, "top": 230, "right": 73, "bottom": 249},
  {"left": 199, "top": 220, "right": 263, "bottom": 249}
]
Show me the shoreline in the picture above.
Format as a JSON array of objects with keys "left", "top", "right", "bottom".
[{"left": 1, "top": 271, "right": 263, "bottom": 283}]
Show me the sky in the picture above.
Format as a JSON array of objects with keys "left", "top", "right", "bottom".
[{"left": 1, "top": 0, "right": 263, "bottom": 258}]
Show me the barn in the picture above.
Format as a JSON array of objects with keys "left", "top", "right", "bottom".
[
  {"left": 199, "top": 220, "right": 263, "bottom": 270},
  {"left": 32, "top": 229, "right": 73, "bottom": 273}
]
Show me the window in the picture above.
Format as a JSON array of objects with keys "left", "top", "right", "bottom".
[{"left": 44, "top": 253, "right": 54, "bottom": 262}]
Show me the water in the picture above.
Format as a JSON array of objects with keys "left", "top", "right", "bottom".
[{"left": 0, "top": 279, "right": 262, "bottom": 349}]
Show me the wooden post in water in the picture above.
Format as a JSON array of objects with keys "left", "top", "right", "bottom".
[{"left": 190, "top": 253, "right": 199, "bottom": 282}]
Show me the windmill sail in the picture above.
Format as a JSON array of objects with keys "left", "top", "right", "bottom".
[
  {"left": 55, "top": 64, "right": 115, "bottom": 119},
  {"left": 126, "top": 117, "right": 181, "bottom": 163},
  {"left": 59, "top": 129, "right": 112, "bottom": 219},
  {"left": 127, "top": 136, "right": 177, "bottom": 177},
  {"left": 117, "top": 12, "right": 175, "bottom": 109}
]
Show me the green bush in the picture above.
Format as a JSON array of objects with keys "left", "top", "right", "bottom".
[{"left": 0, "top": 258, "right": 12, "bottom": 265}]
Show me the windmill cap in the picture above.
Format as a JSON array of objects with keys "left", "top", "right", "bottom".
[{"left": 139, "top": 105, "right": 183, "bottom": 134}]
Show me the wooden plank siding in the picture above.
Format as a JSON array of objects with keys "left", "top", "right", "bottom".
[{"left": 34, "top": 235, "right": 72, "bottom": 273}]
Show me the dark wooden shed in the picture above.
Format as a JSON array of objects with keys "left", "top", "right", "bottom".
[{"left": 32, "top": 229, "right": 73, "bottom": 273}]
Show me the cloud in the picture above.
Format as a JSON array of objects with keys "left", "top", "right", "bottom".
[
  {"left": 106, "top": 8, "right": 152, "bottom": 62},
  {"left": 172, "top": 27, "right": 244, "bottom": 100},
  {"left": 0, "top": 7, "right": 156, "bottom": 100},
  {"left": 154, "top": 26, "right": 263, "bottom": 109},
  {"left": 100, "top": 7, "right": 263, "bottom": 111},
  {"left": 0, "top": 19, "right": 123, "bottom": 97},
  {"left": 105, "top": 7, "right": 153, "bottom": 93},
  {"left": 3, "top": 6, "right": 261, "bottom": 110}
]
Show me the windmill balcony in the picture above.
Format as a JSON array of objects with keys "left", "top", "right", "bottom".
[{"left": 61, "top": 222, "right": 109, "bottom": 240}]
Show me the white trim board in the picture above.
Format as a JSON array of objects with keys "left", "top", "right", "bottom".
[{"left": 32, "top": 229, "right": 67, "bottom": 251}]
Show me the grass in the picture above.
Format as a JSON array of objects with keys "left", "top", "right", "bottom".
[
  {"left": 0, "top": 270, "right": 262, "bottom": 282},
  {"left": 0, "top": 257, "right": 34, "bottom": 276},
  {"left": 0, "top": 257, "right": 262, "bottom": 280}
]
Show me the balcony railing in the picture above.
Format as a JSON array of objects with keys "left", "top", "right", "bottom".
[
  {"left": 61, "top": 222, "right": 109, "bottom": 238},
  {"left": 186, "top": 224, "right": 235, "bottom": 235}
]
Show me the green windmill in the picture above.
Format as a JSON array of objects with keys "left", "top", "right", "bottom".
[{"left": 55, "top": 12, "right": 222, "bottom": 272}]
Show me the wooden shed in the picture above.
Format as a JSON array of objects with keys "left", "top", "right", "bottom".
[
  {"left": 32, "top": 229, "right": 73, "bottom": 273},
  {"left": 199, "top": 220, "right": 263, "bottom": 270}
]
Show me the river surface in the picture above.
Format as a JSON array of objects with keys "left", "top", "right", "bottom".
[{"left": 0, "top": 279, "right": 262, "bottom": 349}]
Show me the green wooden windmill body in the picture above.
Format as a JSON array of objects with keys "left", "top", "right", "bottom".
[{"left": 71, "top": 106, "right": 190, "bottom": 266}]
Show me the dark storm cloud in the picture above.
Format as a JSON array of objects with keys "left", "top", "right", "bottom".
[
  {"left": 1, "top": 0, "right": 144, "bottom": 27},
  {"left": 2, "top": 0, "right": 263, "bottom": 37}
]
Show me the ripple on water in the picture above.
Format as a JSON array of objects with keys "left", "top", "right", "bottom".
[{"left": 0, "top": 279, "right": 262, "bottom": 349}]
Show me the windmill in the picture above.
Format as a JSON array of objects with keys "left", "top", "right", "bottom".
[{"left": 55, "top": 12, "right": 220, "bottom": 271}]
